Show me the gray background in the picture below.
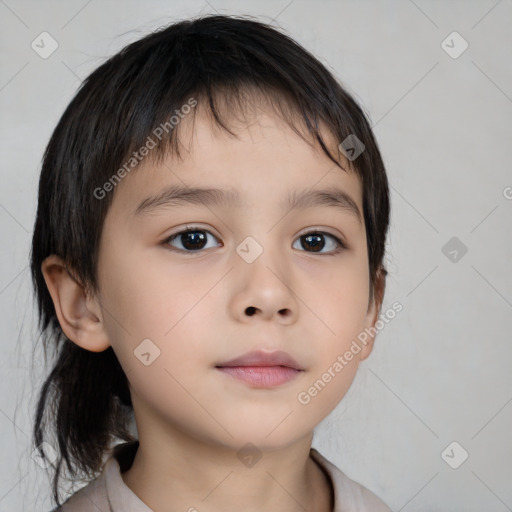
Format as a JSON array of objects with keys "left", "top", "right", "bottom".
[{"left": 1, "top": 0, "right": 511, "bottom": 510}]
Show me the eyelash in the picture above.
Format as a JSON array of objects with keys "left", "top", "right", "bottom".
[{"left": 163, "top": 225, "right": 347, "bottom": 255}]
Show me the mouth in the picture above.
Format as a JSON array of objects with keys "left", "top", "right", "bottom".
[{"left": 215, "top": 350, "right": 305, "bottom": 388}]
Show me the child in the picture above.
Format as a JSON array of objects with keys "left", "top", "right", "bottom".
[{"left": 31, "top": 13, "right": 391, "bottom": 512}]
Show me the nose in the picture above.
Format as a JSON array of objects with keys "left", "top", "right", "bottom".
[{"left": 230, "top": 245, "right": 299, "bottom": 324}]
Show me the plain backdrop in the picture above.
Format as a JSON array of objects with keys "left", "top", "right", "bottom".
[{"left": 1, "top": 1, "right": 511, "bottom": 510}]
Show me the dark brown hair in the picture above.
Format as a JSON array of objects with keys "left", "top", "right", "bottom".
[{"left": 30, "top": 13, "right": 390, "bottom": 506}]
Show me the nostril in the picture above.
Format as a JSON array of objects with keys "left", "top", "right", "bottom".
[{"left": 245, "top": 306, "right": 256, "bottom": 316}]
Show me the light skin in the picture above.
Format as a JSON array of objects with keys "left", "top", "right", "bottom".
[{"left": 42, "top": 100, "right": 385, "bottom": 512}]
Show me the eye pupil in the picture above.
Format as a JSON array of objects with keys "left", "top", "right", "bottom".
[
  {"left": 182, "top": 231, "right": 207, "bottom": 250},
  {"left": 302, "top": 233, "right": 324, "bottom": 252}
]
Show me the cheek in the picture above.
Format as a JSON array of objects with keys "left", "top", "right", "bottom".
[
  {"left": 124, "top": 355, "right": 232, "bottom": 447},
  {"left": 296, "top": 276, "right": 367, "bottom": 415},
  {"left": 99, "top": 244, "right": 206, "bottom": 337},
  {"left": 296, "top": 359, "right": 359, "bottom": 419},
  {"left": 300, "top": 254, "right": 370, "bottom": 401},
  {"left": 99, "top": 252, "right": 219, "bottom": 381},
  {"left": 312, "top": 254, "right": 370, "bottom": 335}
]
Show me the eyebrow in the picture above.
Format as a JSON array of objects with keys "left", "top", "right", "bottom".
[{"left": 134, "top": 184, "right": 362, "bottom": 223}]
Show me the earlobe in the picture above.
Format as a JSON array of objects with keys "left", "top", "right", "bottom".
[{"left": 41, "top": 255, "right": 111, "bottom": 352}]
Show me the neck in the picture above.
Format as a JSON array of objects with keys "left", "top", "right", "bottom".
[{"left": 121, "top": 424, "right": 333, "bottom": 512}]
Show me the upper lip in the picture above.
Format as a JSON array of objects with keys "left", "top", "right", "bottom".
[{"left": 216, "top": 350, "right": 304, "bottom": 370}]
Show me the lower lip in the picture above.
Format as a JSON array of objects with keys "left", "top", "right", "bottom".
[{"left": 216, "top": 366, "right": 302, "bottom": 388}]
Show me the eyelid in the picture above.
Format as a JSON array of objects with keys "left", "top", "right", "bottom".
[{"left": 165, "top": 223, "right": 221, "bottom": 240}]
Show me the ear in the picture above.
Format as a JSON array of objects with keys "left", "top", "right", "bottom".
[
  {"left": 359, "top": 267, "right": 386, "bottom": 362},
  {"left": 41, "top": 255, "right": 111, "bottom": 352}
]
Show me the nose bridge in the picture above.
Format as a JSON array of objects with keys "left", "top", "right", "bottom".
[
  {"left": 235, "top": 229, "right": 284, "bottom": 280},
  {"left": 232, "top": 231, "right": 297, "bottom": 321}
]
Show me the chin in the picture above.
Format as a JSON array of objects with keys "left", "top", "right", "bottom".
[{"left": 206, "top": 421, "right": 314, "bottom": 454}]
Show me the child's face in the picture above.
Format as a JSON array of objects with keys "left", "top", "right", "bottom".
[{"left": 95, "top": 103, "right": 380, "bottom": 450}]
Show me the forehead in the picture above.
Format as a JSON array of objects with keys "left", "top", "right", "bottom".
[{"left": 108, "top": 104, "right": 363, "bottom": 220}]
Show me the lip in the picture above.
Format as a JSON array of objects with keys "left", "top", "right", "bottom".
[
  {"left": 215, "top": 350, "right": 304, "bottom": 388},
  {"left": 216, "top": 350, "right": 303, "bottom": 370}
]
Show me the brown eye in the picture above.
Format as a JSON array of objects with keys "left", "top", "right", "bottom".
[
  {"left": 165, "top": 228, "right": 220, "bottom": 252},
  {"left": 164, "top": 227, "right": 344, "bottom": 254},
  {"left": 293, "top": 231, "right": 345, "bottom": 254}
]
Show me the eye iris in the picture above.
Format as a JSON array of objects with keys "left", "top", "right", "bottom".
[
  {"left": 302, "top": 233, "right": 324, "bottom": 252},
  {"left": 182, "top": 231, "right": 207, "bottom": 250}
]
